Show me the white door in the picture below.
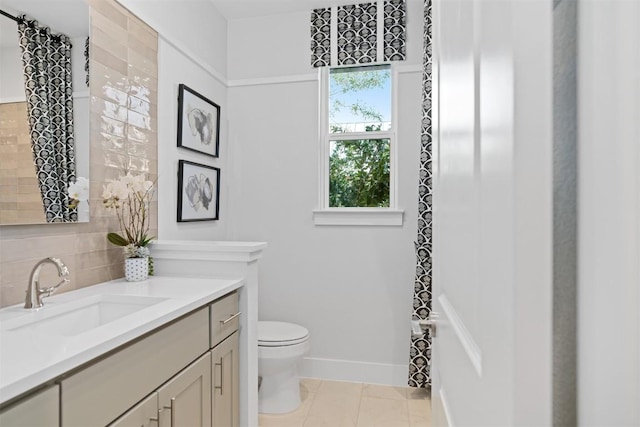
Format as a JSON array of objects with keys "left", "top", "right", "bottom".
[
  {"left": 578, "top": 0, "right": 640, "bottom": 424},
  {"left": 430, "top": 0, "right": 554, "bottom": 425}
]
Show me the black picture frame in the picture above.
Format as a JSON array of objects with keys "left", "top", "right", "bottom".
[
  {"left": 177, "top": 84, "right": 221, "bottom": 157},
  {"left": 177, "top": 160, "right": 220, "bottom": 222}
]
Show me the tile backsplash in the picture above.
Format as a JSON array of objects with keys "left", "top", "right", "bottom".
[
  {"left": 0, "top": 102, "right": 46, "bottom": 225},
  {"left": 0, "top": 0, "right": 158, "bottom": 308}
]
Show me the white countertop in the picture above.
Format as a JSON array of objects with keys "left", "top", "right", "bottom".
[{"left": 0, "top": 276, "right": 243, "bottom": 404}]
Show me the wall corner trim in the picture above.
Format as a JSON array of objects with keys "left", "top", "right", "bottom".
[
  {"left": 159, "top": 34, "right": 228, "bottom": 87},
  {"left": 114, "top": 0, "right": 228, "bottom": 86}
]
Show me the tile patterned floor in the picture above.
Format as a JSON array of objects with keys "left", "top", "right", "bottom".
[{"left": 259, "top": 378, "right": 431, "bottom": 427}]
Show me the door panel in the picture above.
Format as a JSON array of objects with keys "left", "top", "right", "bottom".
[
  {"left": 212, "top": 332, "right": 239, "bottom": 427},
  {"left": 432, "top": 0, "right": 485, "bottom": 423},
  {"left": 436, "top": 0, "right": 480, "bottom": 344},
  {"left": 157, "top": 353, "right": 212, "bottom": 427},
  {"left": 431, "top": 0, "right": 554, "bottom": 425}
]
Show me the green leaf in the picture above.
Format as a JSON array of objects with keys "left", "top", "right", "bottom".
[
  {"left": 329, "top": 139, "right": 390, "bottom": 207},
  {"left": 139, "top": 236, "right": 155, "bottom": 247},
  {"left": 107, "top": 233, "right": 129, "bottom": 246}
]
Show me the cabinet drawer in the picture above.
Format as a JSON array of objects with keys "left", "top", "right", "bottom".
[
  {"left": 0, "top": 385, "right": 59, "bottom": 427},
  {"left": 210, "top": 291, "right": 239, "bottom": 348},
  {"left": 61, "top": 307, "right": 209, "bottom": 427}
]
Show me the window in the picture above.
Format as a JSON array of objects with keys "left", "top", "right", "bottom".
[{"left": 315, "top": 64, "right": 403, "bottom": 226}]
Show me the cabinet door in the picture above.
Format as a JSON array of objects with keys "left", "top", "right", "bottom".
[
  {"left": 211, "top": 332, "right": 239, "bottom": 427},
  {"left": 109, "top": 393, "right": 158, "bottom": 427},
  {"left": 157, "top": 352, "right": 212, "bottom": 427},
  {"left": 0, "top": 385, "right": 59, "bottom": 427}
]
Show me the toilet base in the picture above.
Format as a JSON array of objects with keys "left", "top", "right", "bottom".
[{"left": 258, "top": 369, "right": 301, "bottom": 414}]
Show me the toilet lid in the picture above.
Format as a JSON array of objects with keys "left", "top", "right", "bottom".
[{"left": 258, "top": 321, "right": 309, "bottom": 347}]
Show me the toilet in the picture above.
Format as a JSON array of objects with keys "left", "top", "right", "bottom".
[{"left": 258, "top": 321, "right": 310, "bottom": 414}]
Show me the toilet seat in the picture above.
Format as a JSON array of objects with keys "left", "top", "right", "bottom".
[{"left": 258, "top": 321, "right": 309, "bottom": 347}]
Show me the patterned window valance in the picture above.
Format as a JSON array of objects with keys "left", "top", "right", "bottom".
[{"left": 311, "top": 0, "right": 406, "bottom": 67}]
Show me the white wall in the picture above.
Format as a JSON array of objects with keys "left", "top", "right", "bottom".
[
  {"left": 227, "top": 1, "right": 424, "bottom": 385},
  {"left": 118, "top": 0, "right": 227, "bottom": 79},
  {"left": 117, "top": 0, "right": 427, "bottom": 385},
  {"left": 70, "top": 36, "right": 90, "bottom": 183},
  {"left": 0, "top": 45, "right": 24, "bottom": 101},
  {"left": 156, "top": 38, "right": 230, "bottom": 240},
  {"left": 116, "top": 0, "right": 230, "bottom": 240}
]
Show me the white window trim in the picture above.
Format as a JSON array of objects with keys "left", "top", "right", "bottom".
[
  {"left": 314, "top": 64, "right": 404, "bottom": 226},
  {"left": 313, "top": 208, "right": 404, "bottom": 226}
]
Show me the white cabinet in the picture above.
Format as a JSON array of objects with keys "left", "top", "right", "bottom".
[
  {"left": 157, "top": 352, "right": 212, "bottom": 427},
  {"left": 212, "top": 332, "right": 239, "bottom": 427},
  {"left": 0, "top": 385, "right": 59, "bottom": 427}
]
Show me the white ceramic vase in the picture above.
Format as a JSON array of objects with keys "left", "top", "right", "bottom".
[{"left": 125, "top": 257, "right": 149, "bottom": 282}]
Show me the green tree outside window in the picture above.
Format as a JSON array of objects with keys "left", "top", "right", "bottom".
[{"left": 328, "top": 66, "right": 391, "bottom": 207}]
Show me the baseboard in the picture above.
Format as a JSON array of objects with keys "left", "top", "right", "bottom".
[{"left": 299, "top": 357, "right": 410, "bottom": 387}]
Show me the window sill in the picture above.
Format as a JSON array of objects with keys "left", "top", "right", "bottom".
[{"left": 312, "top": 208, "right": 404, "bottom": 226}]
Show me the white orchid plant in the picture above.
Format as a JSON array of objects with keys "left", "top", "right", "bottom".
[
  {"left": 102, "top": 173, "right": 155, "bottom": 260},
  {"left": 67, "top": 177, "right": 89, "bottom": 210}
]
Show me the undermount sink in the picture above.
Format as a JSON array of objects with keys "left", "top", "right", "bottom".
[{"left": 1, "top": 295, "right": 168, "bottom": 337}]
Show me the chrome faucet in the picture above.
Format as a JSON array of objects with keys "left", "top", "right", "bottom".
[{"left": 25, "top": 257, "right": 70, "bottom": 309}]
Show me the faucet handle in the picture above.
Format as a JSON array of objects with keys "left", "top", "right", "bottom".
[
  {"left": 40, "top": 258, "right": 70, "bottom": 296},
  {"left": 41, "top": 278, "right": 70, "bottom": 297},
  {"left": 49, "top": 257, "right": 70, "bottom": 278}
]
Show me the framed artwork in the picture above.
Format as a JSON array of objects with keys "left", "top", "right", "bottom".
[
  {"left": 177, "top": 84, "right": 221, "bottom": 157},
  {"left": 177, "top": 160, "right": 220, "bottom": 222}
]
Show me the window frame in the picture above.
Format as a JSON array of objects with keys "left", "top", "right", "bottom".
[{"left": 314, "top": 63, "right": 403, "bottom": 226}]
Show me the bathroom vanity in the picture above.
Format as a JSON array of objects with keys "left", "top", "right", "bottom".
[
  {"left": 0, "top": 277, "right": 240, "bottom": 426},
  {"left": 0, "top": 240, "right": 266, "bottom": 427}
]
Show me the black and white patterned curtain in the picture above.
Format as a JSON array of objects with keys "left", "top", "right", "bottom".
[
  {"left": 311, "top": 0, "right": 406, "bottom": 67},
  {"left": 18, "top": 17, "right": 77, "bottom": 222},
  {"left": 408, "top": 0, "right": 432, "bottom": 389},
  {"left": 84, "top": 36, "right": 90, "bottom": 87}
]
